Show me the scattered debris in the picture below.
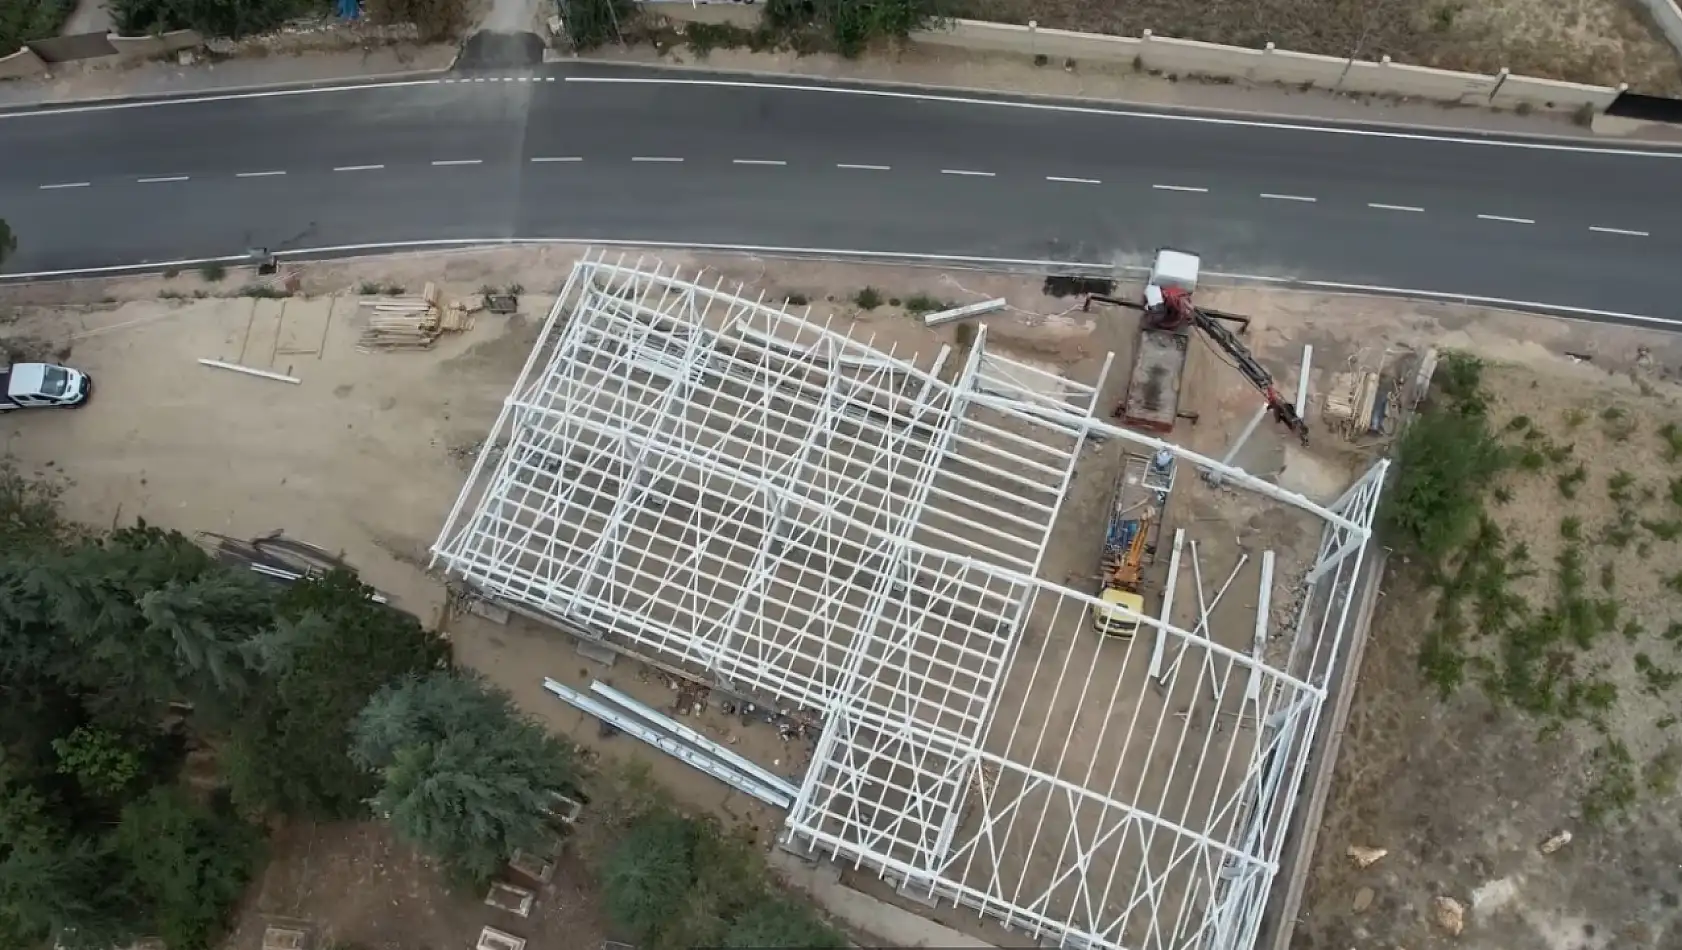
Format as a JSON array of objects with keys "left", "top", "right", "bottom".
[
  {"left": 1433, "top": 895, "right": 1466, "bottom": 936},
  {"left": 357, "top": 282, "right": 479, "bottom": 351},
  {"left": 1347, "top": 844, "right": 1388, "bottom": 868},
  {"left": 197, "top": 358, "right": 301, "bottom": 385},
  {"left": 1539, "top": 829, "right": 1573, "bottom": 854},
  {"left": 1352, "top": 886, "right": 1375, "bottom": 912}
]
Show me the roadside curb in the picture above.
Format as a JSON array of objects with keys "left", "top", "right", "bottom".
[
  {"left": 0, "top": 64, "right": 456, "bottom": 115},
  {"left": 565, "top": 55, "right": 1673, "bottom": 147},
  {"left": 3, "top": 239, "right": 1676, "bottom": 329}
]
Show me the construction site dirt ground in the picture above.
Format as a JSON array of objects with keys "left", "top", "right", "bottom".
[{"left": 3, "top": 246, "right": 1681, "bottom": 949}]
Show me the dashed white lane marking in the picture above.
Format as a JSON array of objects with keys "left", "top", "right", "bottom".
[
  {"left": 531, "top": 156, "right": 582, "bottom": 163},
  {"left": 1368, "top": 202, "right": 1424, "bottom": 212},
  {"left": 137, "top": 175, "right": 189, "bottom": 183},
  {"left": 39, "top": 181, "right": 90, "bottom": 189},
  {"left": 632, "top": 156, "right": 684, "bottom": 163},
  {"left": 236, "top": 170, "right": 287, "bottom": 178},
  {"left": 1153, "top": 184, "right": 1208, "bottom": 193},
  {"left": 733, "top": 159, "right": 787, "bottom": 166},
  {"left": 941, "top": 168, "right": 995, "bottom": 177},
  {"left": 1589, "top": 226, "right": 1649, "bottom": 237},
  {"left": 1046, "top": 175, "right": 1101, "bottom": 184},
  {"left": 333, "top": 164, "right": 384, "bottom": 172},
  {"left": 1260, "top": 192, "right": 1316, "bottom": 202},
  {"left": 837, "top": 163, "right": 890, "bottom": 171},
  {"left": 432, "top": 159, "right": 483, "bottom": 166},
  {"left": 1477, "top": 213, "right": 1535, "bottom": 224}
]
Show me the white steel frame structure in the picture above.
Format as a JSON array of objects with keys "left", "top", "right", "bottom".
[{"left": 433, "top": 251, "right": 1388, "bottom": 950}]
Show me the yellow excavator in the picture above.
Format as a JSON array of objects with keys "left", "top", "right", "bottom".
[{"left": 1091, "top": 452, "right": 1175, "bottom": 639}]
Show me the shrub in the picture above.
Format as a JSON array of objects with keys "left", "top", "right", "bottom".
[
  {"left": 1380, "top": 401, "right": 1506, "bottom": 565},
  {"left": 724, "top": 898, "right": 848, "bottom": 948},
  {"left": 601, "top": 813, "right": 698, "bottom": 941}
]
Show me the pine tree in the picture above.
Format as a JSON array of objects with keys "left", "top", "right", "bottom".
[
  {"left": 352, "top": 672, "right": 581, "bottom": 885},
  {"left": 224, "top": 571, "right": 450, "bottom": 818}
]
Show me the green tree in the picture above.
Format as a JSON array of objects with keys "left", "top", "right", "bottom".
[
  {"left": 601, "top": 813, "right": 698, "bottom": 942},
  {"left": 352, "top": 671, "right": 582, "bottom": 885},
  {"left": 224, "top": 571, "right": 450, "bottom": 818},
  {"left": 53, "top": 725, "right": 144, "bottom": 798},
  {"left": 723, "top": 898, "right": 848, "bottom": 948},
  {"left": 114, "top": 788, "right": 263, "bottom": 950},
  {"left": 0, "top": 774, "right": 141, "bottom": 950},
  {"left": 48, "top": 524, "right": 274, "bottom": 714}
]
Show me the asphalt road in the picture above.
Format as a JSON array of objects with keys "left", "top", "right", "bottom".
[{"left": 2, "top": 63, "right": 1680, "bottom": 321}]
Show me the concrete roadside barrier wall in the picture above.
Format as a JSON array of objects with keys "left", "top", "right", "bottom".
[
  {"left": 0, "top": 46, "right": 48, "bottom": 80},
  {"left": 647, "top": 6, "right": 1622, "bottom": 114},
  {"left": 1631, "top": 0, "right": 1682, "bottom": 65},
  {"left": 107, "top": 29, "right": 206, "bottom": 63},
  {"left": 911, "top": 20, "right": 1620, "bottom": 114}
]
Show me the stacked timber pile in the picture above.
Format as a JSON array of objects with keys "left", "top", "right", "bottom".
[{"left": 357, "top": 282, "right": 479, "bottom": 352}]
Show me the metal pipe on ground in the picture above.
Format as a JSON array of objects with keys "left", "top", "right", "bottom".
[
  {"left": 542, "top": 678, "right": 793, "bottom": 809},
  {"left": 588, "top": 680, "right": 800, "bottom": 798},
  {"left": 923, "top": 298, "right": 1008, "bottom": 327}
]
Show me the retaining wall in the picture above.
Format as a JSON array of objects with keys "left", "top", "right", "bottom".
[
  {"left": 107, "top": 30, "right": 205, "bottom": 62},
  {"left": 648, "top": 5, "right": 1622, "bottom": 114},
  {"left": 0, "top": 46, "right": 47, "bottom": 80},
  {"left": 1632, "top": 0, "right": 1682, "bottom": 65}
]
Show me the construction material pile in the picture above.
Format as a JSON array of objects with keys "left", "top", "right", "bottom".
[{"left": 357, "top": 282, "right": 479, "bottom": 352}]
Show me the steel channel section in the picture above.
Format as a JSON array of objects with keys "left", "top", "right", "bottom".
[
  {"left": 431, "top": 254, "right": 1386, "bottom": 950},
  {"left": 589, "top": 680, "right": 799, "bottom": 798},
  {"left": 542, "top": 678, "right": 792, "bottom": 810}
]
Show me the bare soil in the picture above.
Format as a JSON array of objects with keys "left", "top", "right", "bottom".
[
  {"left": 1294, "top": 358, "right": 1682, "bottom": 949},
  {"left": 952, "top": 0, "right": 1682, "bottom": 93},
  {"left": 5, "top": 246, "right": 1682, "bottom": 949},
  {"left": 224, "top": 820, "right": 608, "bottom": 950}
]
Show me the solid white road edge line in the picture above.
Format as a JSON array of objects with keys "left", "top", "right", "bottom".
[
  {"left": 0, "top": 78, "right": 445, "bottom": 119},
  {"left": 4, "top": 237, "right": 1676, "bottom": 330},
  {"left": 1589, "top": 226, "right": 1649, "bottom": 236},
  {"left": 1477, "top": 214, "right": 1535, "bottom": 224},
  {"left": 561, "top": 76, "right": 1682, "bottom": 160}
]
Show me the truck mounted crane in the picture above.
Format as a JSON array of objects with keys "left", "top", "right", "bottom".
[{"left": 1086, "top": 250, "right": 1310, "bottom": 445}]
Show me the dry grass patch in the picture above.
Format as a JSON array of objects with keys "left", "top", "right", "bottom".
[{"left": 951, "top": 0, "right": 1682, "bottom": 92}]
